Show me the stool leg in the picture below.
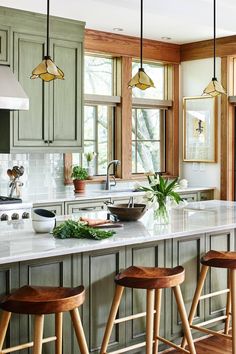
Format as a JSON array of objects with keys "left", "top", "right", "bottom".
[
  {"left": 153, "top": 289, "right": 162, "bottom": 354},
  {"left": 33, "top": 314, "right": 44, "bottom": 354},
  {"left": 55, "top": 312, "right": 63, "bottom": 354},
  {"left": 173, "top": 285, "right": 196, "bottom": 354},
  {"left": 225, "top": 270, "right": 231, "bottom": 335},
  {"left": 146, "top": 289, "right": 155, "bottom": 354},
  {"left": 70, "top": 308, "right": 89, "bottom": 354},
  {"left": 231, "top": 269, "right": 236, "bottom": 354},
  {"left": 181, "top": 264, "right": 208, "bottom": 349},
  {"left": 100, "top": 285, "right": 124, "bottom": 354},
  {"left": 0, "top": 311, "right": 11, "bottom": 350}
]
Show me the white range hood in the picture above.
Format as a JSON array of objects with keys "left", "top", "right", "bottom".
[{"left": 0, "top": 66, "right": 29, "bottom": 110}]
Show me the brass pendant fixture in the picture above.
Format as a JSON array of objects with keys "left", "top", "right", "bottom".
[
  {"left": 203, "top": 0, "right": 226, "bottom": 96},
  {"left": 128, "top": 0, "right": 155, "bottom": 90},
  {"left": 31, "top": 0, "right": 64, "bottom": 82}
]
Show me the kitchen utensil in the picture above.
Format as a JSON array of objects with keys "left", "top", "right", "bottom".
[
  {"left": 32, "top": 219, "right": 56, "bottom": 233},
  {"left": 7, "top": 169, "right": 13, "bottom": 179},
  {"left": 106, "top": 203, "right": 147, "bottom": 221}
]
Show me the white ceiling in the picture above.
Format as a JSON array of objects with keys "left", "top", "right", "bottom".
[{"left": 1, "top": 0, "right": 236, "bottom": 44}]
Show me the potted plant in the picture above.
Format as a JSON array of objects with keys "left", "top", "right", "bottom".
[
  {"left": 71, "top": 166, "right": 89, "bottom": 193},
  {"left": 84, "top": 152, "right": 96, "bottom": 179}
]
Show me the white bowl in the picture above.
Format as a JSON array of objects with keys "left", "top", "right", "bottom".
[
  {"left": 32, "top": 219, "right": 56, "bottom": 233},
  {"left": 32, "top": 208, "right": 56, "bottom": 221}
]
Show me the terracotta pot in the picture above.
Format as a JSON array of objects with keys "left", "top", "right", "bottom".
[{"left": 73, "top": 179, "right": 86, "bottom": 193}]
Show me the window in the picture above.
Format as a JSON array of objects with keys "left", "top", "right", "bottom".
[
  {"left": 132, "top": 108, "right": 165, "bottom": 173},
  {"left": 131, "top": 61, "right": 166, "bottom": 174},
  {"left": 72, "top": 55, "right": 118, "bottom": 176},
  {"left": 73, "top": 105, "right": 114, "bottom": 175},
  {"left": 132, "top": 61, "right": 165, "bottom": 99}
]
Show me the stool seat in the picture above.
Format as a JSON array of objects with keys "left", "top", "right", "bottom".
[
  {"left": 201, "top": 250, "right": 236, "bottom": 269},
  {"left": 0, "top": 285, "right": 85, "bottom": 315},
  {"left": 115, "top": 265, "right": 185, "bottom": 289}
]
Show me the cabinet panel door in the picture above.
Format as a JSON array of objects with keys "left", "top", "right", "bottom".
[
  {"left": 33, "top": 202, "right": 64, "bottom": 216},
  {"left": 205, "top": 230, "right": 234, "bottom": 322},
  {"left": 0, "top": 26, "right": 10, "bottom": 64},
  {"left": 65, "top": 200, "right": 109, "bottom": 214},
  {"left": 170, "top": 235, "right": 205, "bottom": 340},
  {"left": 13, "top": 32, "right": 49, "bottom": 148},
  {"left": 0, "top": 263, "right": 19, "bottom": 349},
  {"left": 82, "top": 248, "right": 126, "bottom": 354},
  {"left": 19, "top": 256, "right": 72, "bottom": 354},
  {"left": 49, "top": 39, "right": 83, "bottom": 149},
  {"left": 125, "top": 241, "right": 165, "bottom": 350}
]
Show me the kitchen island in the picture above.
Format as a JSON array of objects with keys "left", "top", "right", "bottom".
[{"left": 0, "top": 200, "right": 235, "bottom": 353}]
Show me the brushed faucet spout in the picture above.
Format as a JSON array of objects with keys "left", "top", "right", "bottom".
[{"left": 105, "top": 160, "right": 120, "bottom": 190}]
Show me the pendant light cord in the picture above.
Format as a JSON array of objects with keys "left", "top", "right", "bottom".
[
  {"left": 46, "top": 0, "right": 50, "bottom": 57},
  {"left": 213, "top": 0, "right": 216, "bottom": 79},
  {"left": 140, "top": 0, "right": 143, "bottom": 68}
]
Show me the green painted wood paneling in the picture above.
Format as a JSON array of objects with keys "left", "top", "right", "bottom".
[
  {"left": 82, "top": 248, "right": 126, "bottom": 354},
  {"left": 0, "top": 26, "right": 10, "bottom": 64}
]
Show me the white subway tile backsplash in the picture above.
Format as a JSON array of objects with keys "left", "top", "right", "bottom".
[{"left": 0, "top": 153, "right": 64, "bottom": 197}]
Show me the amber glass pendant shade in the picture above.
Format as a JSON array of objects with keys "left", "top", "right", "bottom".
[
  {"left": 203, "top": 77, "right": 226, "bottom": 97},
  {"left": 128, "top": 68, "right": 155, "bottom": 90},
  {"left": 31, "top": 0, "right": 64, "bottom": 82},
  {"left": 129, "top": 0, "right": 154, "bottom": 90},
  {"left": 31, "top": 56, "right": 64, "bottom": 82},
  {"left": 202, "top": 0, "right": 225, "bottom": 96}
]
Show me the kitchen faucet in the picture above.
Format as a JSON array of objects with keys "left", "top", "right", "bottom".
[{"left": 105, "top": 160, "right": 120, "bottom": 190}]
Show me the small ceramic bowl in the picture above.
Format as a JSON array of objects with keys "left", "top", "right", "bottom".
[{"left": 32, "top": 219, "right": 56, "bottom": 233}]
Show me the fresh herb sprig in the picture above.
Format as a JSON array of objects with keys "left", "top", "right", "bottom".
[{"left": 53, "top": 220, "right": 115, "bottom": 240}]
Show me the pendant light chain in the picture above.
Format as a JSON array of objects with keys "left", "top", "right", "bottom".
[
  {"left": 213, "top": 0, "right": 216, "bottom": 79},
  {"left": 140, "top": 0, "right": 143, "bottom": 68},
  {"left": 46, "top": 0, "right": 50, "bottom": 57}
]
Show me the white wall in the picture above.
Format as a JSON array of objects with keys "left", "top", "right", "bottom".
[{"left": 179, "top": 58, "right": 221, "bottom": 198}]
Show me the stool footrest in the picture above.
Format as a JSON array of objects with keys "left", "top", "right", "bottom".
[
  {"left": 107, "top": 340, "right": 147, "bottom": 354},
  {"left": 155, "top": 335, "right": 190, "bottom": 354},
  {"left": 1, "top": 336, "right": 57, "bottom": 353},
  {"left": 190, "top": 324, "right": 232, "bottom": 339},
  {"left": 191, "top": 314, "right": 227, "bottom": 328},
  {"left": 199, "top": 288, "right": 229, "bottom": 300},
  {"left": 114, "top": 310, "right": 157, "bottom": 324}
]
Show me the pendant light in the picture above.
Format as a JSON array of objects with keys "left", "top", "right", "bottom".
[
  {"left": 202, "top": 0, "right": 226, "bottom": 96},
  {"left": 31, "top": 0, "right": 64, "bottom": 82},
  {"left": 128, "top": 0, "right": 155, "bottom": 90}
]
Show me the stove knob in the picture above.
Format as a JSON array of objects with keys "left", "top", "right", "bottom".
[
  {"left": 22, "top": 212, "right": 30, "bottom": 219},
  {"left": 11, "top": 213, "right": 19, "bottom": 220},
  {"left": 1, "top": 214, "right": 9, "bottom": 221}
]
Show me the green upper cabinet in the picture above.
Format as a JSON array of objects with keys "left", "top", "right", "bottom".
[{"left": 0, "top": 6, "right": 85, "bottom": 153}]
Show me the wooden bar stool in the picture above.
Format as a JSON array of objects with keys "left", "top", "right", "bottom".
[
  {"left": 0, "top": 285, "right": 89, "bottom": 354},
  {"left": 100, "top": 265, "right": 196, "bottom": 354},
  {"left": 181, "top": 250, "right": 236, "bottom": 353}
]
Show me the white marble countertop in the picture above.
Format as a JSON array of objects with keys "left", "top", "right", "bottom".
[
  {"left": 0, "top": 200, "right": 234, "bottom": 265},
  {"left": 23, "top": 186, "right": 215, "bottom": 205}
]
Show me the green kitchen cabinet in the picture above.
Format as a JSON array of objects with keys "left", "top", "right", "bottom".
[
  {"left": 33, "top": 202, "right": 64, "bottom": 216},
  {"left": 169, "top": 235, "right": 205, "bottom": 342},
  {"left": 19, "top": 255, "right": 72, "bottom": 354},
  {"left": 0, "top": 25, "right": 10, "bottom": 64},
  {"left": 0, "top": 6, "right": 85, "bottom": 153},
  {"left": 0, "top": 263, "right": 19, "bottom": 350},
  {"left": 81, "top": 248, "right": 126, "bottom": 354},
  {"left": 204, "top": 230, "right": 234, "bottom": 325}
]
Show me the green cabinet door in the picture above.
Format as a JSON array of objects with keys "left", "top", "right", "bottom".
[
  {"left": 125, "top": 241, "right": 165, "bottom": 351},
  {"left": 48, "top": 39, "right": 83, "bottom": 150},
  {"left": 12, "top": 32, "right": 49, "bottom": 148},
  {"left": 170, "top": 235, "right": 205, "bottom": 341},
  {"left": 19, "top": 255, "right": 72, "bottom": 354},
  {"left": 82, "top": 248, "right": 126, "bottom": 354},
  {"left": 0, "top": 263, "right": 19, "bottom": 349},
  {"left": 0, "top": 26, "right": 10, "bottom": 64},
  {"left": 204, "top": 230, "right": 234, "bottom": 324}
]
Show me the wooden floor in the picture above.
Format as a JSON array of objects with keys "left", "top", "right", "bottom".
[{"left": 165, "top": 335, "right": 232, "bottom": 354}]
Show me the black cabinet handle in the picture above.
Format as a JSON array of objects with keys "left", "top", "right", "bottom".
[
  {"left": 44, "top": 140, "right": 49, "bottom": 143},
  {"left": 49, "top": 140, "right": 53, "bottom": 144}
]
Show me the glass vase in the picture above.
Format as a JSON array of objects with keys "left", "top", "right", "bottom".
[{"left": 153, "top": 201, "right": 170, "bottom": 225}]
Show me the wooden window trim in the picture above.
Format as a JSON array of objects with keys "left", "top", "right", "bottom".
[{"left": 64, "top": 31, "right": 180, "bottom": 185}]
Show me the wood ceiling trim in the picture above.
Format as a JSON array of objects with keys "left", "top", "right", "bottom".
[{"left": 85, "top": 29, "right": 180, "bottom": 64}]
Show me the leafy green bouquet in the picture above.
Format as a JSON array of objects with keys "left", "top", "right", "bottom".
[{"left": 137, "top": 173, "right": 183, "bottom": 223}]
